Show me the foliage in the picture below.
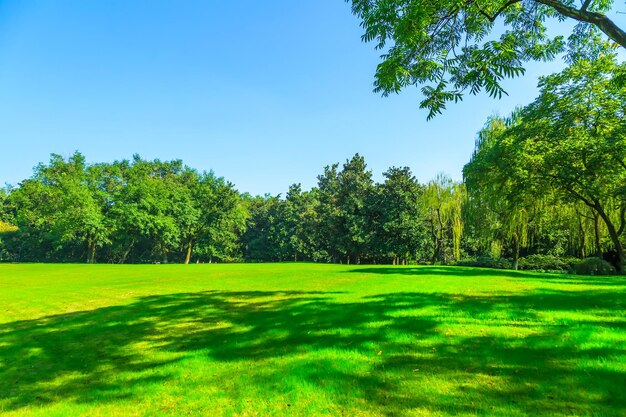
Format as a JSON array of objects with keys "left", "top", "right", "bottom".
[
  {"left": 464, "top": 55, "right": 626, "bottom": 273},
  {"left": 423, "top": 174, "right": 467, "bottom": 264},
  {"left": 517, "top": 254, "right": 579, "bottom": 272},
  {"left": 369, "top": 166, "right": 426, "bottom": 264},
  {"left": 3, "top": 153, "right": 246, "bottom": 264},
  {"left": 0, "top": 221, "right": 17, "bottom": 234},
  {"left": 348, "top": 0, "right": 625, "bottom": 118},
  {"left": 456, "top": 256, "right": 513, "bottom": 269},
  {"left": 572, "top": 257, "right": 617, "bottom": 275}
]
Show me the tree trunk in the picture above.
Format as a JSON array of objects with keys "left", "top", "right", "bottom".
[
  {"left": 437, "top": 209, "right": 446, "bottom": 264},
  {"left": 593, "top": 212, "right": 602, "bottom": 257},
  {"left": 87, "top": 238, "right": 96, "bottom": 264},
  {"left": 595, "top": 204, "right": 625, "bottom": 273},
  {"left": 576, "top": 209, "right": 586, "bottom": 258},
  {"left": 89, "top": 242, "right": 96, "bottom": 264},
  {"left": 121, "top": 239, "right": 134, "bottom": 264},
  {"left": 512, "top": 236, "right": 520, "bottom": 271},
  {"left": 184, "top": 240, "right": 192, "bottom": 264}
]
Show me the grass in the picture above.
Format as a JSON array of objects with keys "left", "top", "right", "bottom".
[{"left": 0, "top": 263, "right": 625, "bottom": 416}]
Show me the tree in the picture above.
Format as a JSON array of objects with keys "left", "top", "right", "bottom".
[
  {"left": 464, "top": 117, "right": 543, "bottom": 269},
  {"left": 284, "top": 184, "right": 323, "bottom": 262},
  {"left": 509, "top": 54, "right": 626, "bottom": 271},
  {"left": 371, "top": 166, "right": 425, "bottom": 264},
  {"left": 348, "top": 0, "right": 625, "bottom": 118},
  {"left": 466, "top": 55, "right": 626, "bottom": 272},
  {"left": 178, "top": 171, "right": 245, "bottom": 264},
  {"left": 242, "top": 194, "right": 289, "bottom": 262},
  {"left": 107, "top": 157, "right": 185, "bottom": 263},
  {"left": 6, "top": 152, "right": 109, "bottom": 263},
  {"left": 313, "top": 154, "right": 375, "bottom": 264},
  {"left": 192, "top": 176, "right": 247, "bottom": 263},
  {"left": 0, "top": 189, "right": 16, "bottom": 234},
  {"left": 423, "top": 174, "right": 466, "bottom": 264}
]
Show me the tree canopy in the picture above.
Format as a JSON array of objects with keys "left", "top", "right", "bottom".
[
  {"left": 464, "top": 54, "right": 626, "bottom": 271},
  {"left": 348, "top": 0, "right": 625, "bottom": 118}
]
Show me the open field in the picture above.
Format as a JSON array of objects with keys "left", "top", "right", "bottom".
[{"left": 0, "top": 264, "right": 625, "bottom": 416}]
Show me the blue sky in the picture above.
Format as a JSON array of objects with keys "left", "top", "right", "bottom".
[{"left": 0, "top": 1, "right": 623, "bottom": 195}]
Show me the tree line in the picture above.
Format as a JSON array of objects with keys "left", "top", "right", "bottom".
[
  {"left": 0, "top": 54, "right": 624, "bottom": 272},
  {"left": 0, "top": 152, "right": 466, "bottom": 266}
]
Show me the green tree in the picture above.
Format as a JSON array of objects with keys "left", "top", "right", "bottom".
[
  {"left": 178, "top": 171, "right": 245, "bottom": 264},
  {"left": 508, "top": 54, "right": 626, "bottom": 271},
  {"left": 314, "top": 155, "right": 376, "bottom": 264},
  {"left": 464, "top": 117, "right": 541, "bottom": 269},
  {"left": 192, "top": 176, "right": 247, "bottom": 263},
  {"left": 7, "top": 152, "right": 109, "bottom": 263},
  {"left": 348, "top": 0, "right": 625, "bottom": 118},
  {"left": 243, "top": 195, "right": 289, "bottom": 262},
  {"left": 315, "top": 163, "right": 343, "bottom": 262},
  {"left": 371, "top": 166, "right": 425, "bottom": 264},
  {"left": 423, "top": 174, "right": 466, "bottom": 264},
  {"left": 284, "top": 184, "right": 324, "bottom": 262},
  {"left": 465, "top": 56, "right": 625, "bottom": 272},
  {"left": 108, "top": 157, "right": 184, "bottom": 263}
]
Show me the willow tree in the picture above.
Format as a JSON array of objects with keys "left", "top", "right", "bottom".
[
  {"left": 348, "top": 0, "right": 625, "bottom": 117},
  {"left": 424, "top": 174, "right": 466, "bottom": 264},
  {"left": 464, "top": 117, "right": 541, "bottom": 269},
  {"left": 506, "top": 54, "right": 626, "bottom": 272}
]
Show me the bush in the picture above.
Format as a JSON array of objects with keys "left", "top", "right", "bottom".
[
  {"left": 517, "top": 254, "right": 579, "bottom": 272},
  {"left": 572, "top": 257, "right": 616, "bottom": 276},
  {"left": 456, "top": 256, "right": 512, "bottom": 270}
]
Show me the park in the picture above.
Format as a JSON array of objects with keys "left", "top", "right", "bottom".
[{"left": 0, "top": 0, "right": 625, "bottom": 416}]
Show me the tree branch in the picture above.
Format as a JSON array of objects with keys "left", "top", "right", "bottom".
[
  {"left": 580, "top": 0, "right": 591, "bottom": 12},
  {"left": 534, "top": 0, "right": 626, "bottom": 48},
  {"left": 475, "top": 0, "right": 522, "bottom": 22}
]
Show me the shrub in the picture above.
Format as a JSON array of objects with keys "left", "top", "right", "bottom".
[
  {"left": 572, "top": 257, "right": 616, "bottom": 276},
  {"left": 517, "top": 254, "right": 579, "bottom": 272},
  {"left": 456, "top": 256, "right": 512, "bottom": 270}
]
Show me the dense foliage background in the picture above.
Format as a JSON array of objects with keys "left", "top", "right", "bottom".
[{"left": 0, "top": 55, "right": 624, "bottom": 272}]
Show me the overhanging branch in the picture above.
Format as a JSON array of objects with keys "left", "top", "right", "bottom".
[
  {"left": 535, "top": 0, "right": 626, "bottom": 48},
  {"left": 474, "top": 0, "right": 522, "bottom": 22}
]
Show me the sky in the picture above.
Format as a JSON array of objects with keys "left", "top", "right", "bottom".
[{"left": 0, "top": 1, "right": 624, "bottom": 195}]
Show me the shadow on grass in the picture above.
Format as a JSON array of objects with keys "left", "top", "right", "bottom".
[
  {"left": 349, "top": 266, "right": 626, "bottom": 286},
  {"left": 1, "top": 287, "right": 625, "bottom": 415}
]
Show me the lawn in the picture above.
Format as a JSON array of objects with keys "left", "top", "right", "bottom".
[{"left": 0, "top": 263, "right": 625, "bottom": 416}]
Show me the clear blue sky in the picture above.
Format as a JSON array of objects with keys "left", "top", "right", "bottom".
[{"left": 0, "top": 1, "right": 623, "bottom": 195}]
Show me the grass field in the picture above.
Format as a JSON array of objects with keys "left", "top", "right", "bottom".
[{"left": 0, "top": 263, "right": 625, "bottom": 416}]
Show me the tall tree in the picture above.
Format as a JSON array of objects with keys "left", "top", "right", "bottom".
[
  {"left": 372, "top": 166, "right": 425, "bottom": 264},
  {"left": 423, "top": 174, "right": 466, "bottom": 264},
  {"left": 464, "top": 117, "right": 541, "bottom": 269},
  {"left": 178, "top": 171, "right": 245, "bottom": 264},
  {"left": 8, "top": 152, "right": 109, "bottom": 263},
  {"left": 465, "top": 55, "right": 625, "bottom": 271},
  {"left": 508, "top": 54, "right": 626, "bottom": 271}
]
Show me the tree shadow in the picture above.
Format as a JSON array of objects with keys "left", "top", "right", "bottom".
[
  {"left": 1, "top": 287, "right": 625, "bottom": 415},
  {"left": 348, "top": 266, "right": 626, "bottom": 286}
]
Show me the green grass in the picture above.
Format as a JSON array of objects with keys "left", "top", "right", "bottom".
[{"left": 0, "top": 263, "right": 625, "bottom": 416}]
